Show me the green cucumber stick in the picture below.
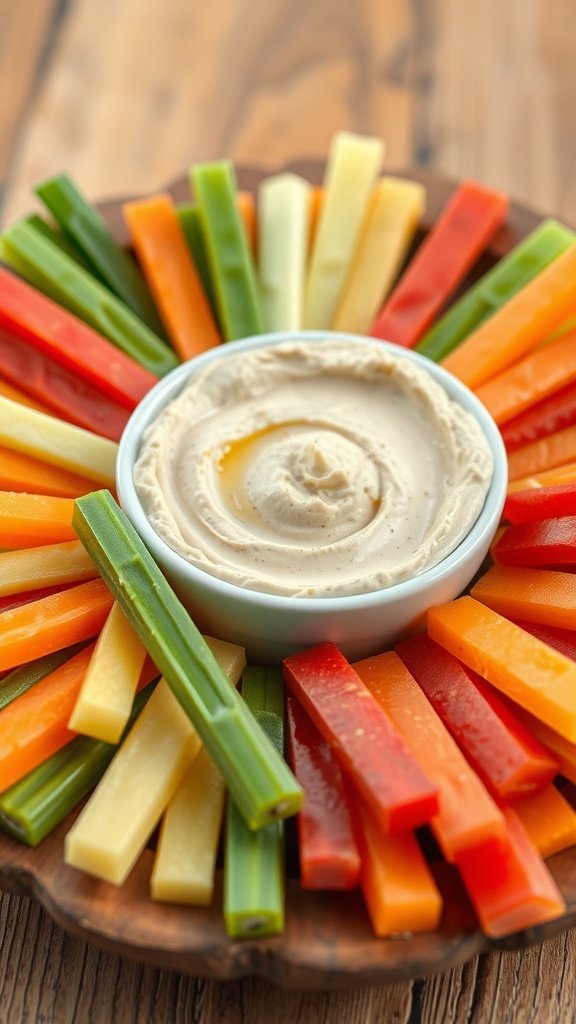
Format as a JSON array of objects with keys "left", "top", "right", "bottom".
[
  {"left": 72, "top": 490, "right": 303, "bottom": 830},
  {"left": 0, "top": 221, "right": 178, "bottom": 377},
  {"left": 176, "top": 202, "right": 217, "bottom": 314},
  {"left": 22, "top": 215, "right": 96, "bottom": 274},
  {"left": 35, "top": 173, "right": 167, "bottom": 338},
  {"left": 0, "top": 642, "right": 89, "bottom": 713},
  {"left": 189, "top": 161, "right": 263, "bottom": 341},
  {"left": 224, "top": 667, "right": 285, "bottom": 939},
  {"left": 0, "top": 680, "right": 158, "bottom": 846},
  {"left": 416, "top": 219, "right": 576, "bottom": 361}
]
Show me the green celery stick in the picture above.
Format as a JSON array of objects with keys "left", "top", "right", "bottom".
[
  {"left": 224, "top": 667, "right": 285, "bottom": 938},
  {"left": 0, "top": 679, "right": 158, "bottom": 846},
  {"left": 36, "top": 173, "right": 167, "bottom": 338},
  {"left": 72, "top": 490, "right": 303, "bottom": 830},
  {"left": 0, "top": 642, "right": 88, "bottom": 713},
  {"left": 189, "top": 161, "right": 263, "bottom": 341},
  {"left": 176, "top": 201, "right": 217, "bottom": 314},
  {"left": 416, "top": 219, "right": 576, "bottom": 361},
  {"left": 22, "top": 214, "right": 97, "bottom": 274},
  {"left": 0, "top": 221, "right": 178, "bottom": 377}
]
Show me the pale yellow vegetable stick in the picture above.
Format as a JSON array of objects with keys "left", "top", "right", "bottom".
[
  {"left": 151, "top": 636, "right": 246, "bottom": 904},
  {"left": 303, "top": 131, "right": 384, "bottom": 329},
  {"left": 64, "top": 637, "right": 243, "bottom": 885},
  {"left": 0, "top": 396, "right": 117, "bottom": 486},
  {"left": 332, "top": 177, "right": 425, "bottom": 334},
  {"left": 0, "top": 540, "right": 97, "bottom": 596},
  {"left": 258, "top": 172, "right": 311, "bottom": 332},
  {"left": 68, "top": 602, "right": 147, "bottom": 743}
]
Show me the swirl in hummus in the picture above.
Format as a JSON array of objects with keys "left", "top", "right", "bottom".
[{"left": 133, "top": 338, "right": 494, "bottom": 597}]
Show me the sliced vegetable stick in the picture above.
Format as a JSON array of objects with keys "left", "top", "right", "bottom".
[
  {"left": 0, "top": 644, "right": 95, "bottom": 791},
  {"left": 258, "top": 173, "right": 311, "bottom": 332},
  {"left": 0, "top": 583, "right": 78, "bottom": 616},
  {"left": 0, "top": 378, "right": 49, "bottom": 413},
  {"left": 123, "top": 194, "right": 221, "bottom": 360},
  {"left": 501, "top": 380, "right": 576, "bottom": 453},
  {"left": 0, "top": 541, "right": 97, "bottom": 597},
  {"left": 510, "top": 785, "right": 576, "bottom": 858},
  {"left": 428, "top": 596, "right": 576, "bottom": 741},
  {"left": 455, "top": 807, "right": 565, "bottom": 937},
  {"left": 65, "top": 678, "right": 200, "bottom": 885},
  {"left": 507, "top": 425, "right": 576, "bottom": 482},
  {"left": 354, "top": 651, "right": 505, "bottom": 860},
  {"left": 493, "top": 517, "right": 576, "bottom": 568},
  {"left": 0, "top": 396, "right": 117, "bottom": 487},
  {"left": 68, "top": 602, "right": 147, "bottom": 743},
  {"left": 176, "top": 202, "right": 216, "bottom": 312},
  {"left": 0, "top": 578, "right": 114, "bottom": 672},
  {"left": 372, "top": 181, "right": 508, "bottom": 348},
  {"left": 509, "top": 704, "right": 576, "bottom": 785},
  {"left": 471, "top": 564, "right": 576, "bottom": 630},
  {"left": 308, "top": 186, "right": 324, "bottom": 252},
  {"left": 475, "top": 330, "right": 576, "bottom": 425},
  {"left": 151, "top": 636, "right": 246, "bottom": 905},
  {"left": 353, "top": 794, "right": 442, "bottom": 936},
  {"left": 304, "top": 131, "right": 384, "bottom": 329},
  {"left": 332, "top": 177, "right": 425, "bottom": 335},
  {"left": 0, "top": 642, "right": 89, "bottom": 713},
  {"left": 237, "top": 190, "right": 257, "bottom": 253},
  {"left": 442, "top": 243, "right": 576, "bottom": 388},
  {"left": 0, "top": 446, "right": 97, "bottom": 499},
  {"left": 504, "top": 482, "right": 576, "bottom": 523},
  {"left": 508, "top": 461, "right": 576, "bottom": 494},
  {"left": 512, "top": 619, "right": 576, "bottom": 661},
  {"left": 0, "top": 492, "right": 76, "bottom": 549}
]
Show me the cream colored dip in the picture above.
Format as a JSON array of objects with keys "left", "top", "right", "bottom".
[{"left": 134, "top": 339, "right": 493, "bottom": 597}]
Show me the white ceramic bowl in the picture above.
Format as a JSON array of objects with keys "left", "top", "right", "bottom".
[{"left": 117, "top": 331, "right": 508, "bottom": 663}]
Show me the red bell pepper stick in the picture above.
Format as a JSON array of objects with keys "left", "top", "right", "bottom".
[
  {"left": 511, "top": 619, "right": 576, "bottom": 661},
  {"left": 285, "top": 693, "right": 361, "bottom": 890},
  {"left": 0, "top": 327, "right": 129, "bottom": 441},
  {"left": 0, "top": 267, "right": 157, "bottom": 410},
  {"left": 501, "top": 379, "right": 576, "bottom": 453},
  {"left": 503, "top": 482, "right": 576, "bottom": 524},
  {"left": 371, "top": 181, "right": 508, "bottom": 348},
  {"left": 282, "top": 643, "right": 439, "bottom": 835},
  {"left": 395, "top": 633, "right": 557, "bottom": 800},
  {"left": 493, "top": 517, "right": 576, "bottom": 569}
]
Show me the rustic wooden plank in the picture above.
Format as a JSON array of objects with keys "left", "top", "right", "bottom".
[
  {"left": 0, "top": 0, "right": 415, "bottom": 224},
  {"left": 0, "top": 0, "right": 61, "bottom": 197}
]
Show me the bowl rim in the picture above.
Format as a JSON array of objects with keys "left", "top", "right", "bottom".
[{"left": 116, "top": 330, "right": 508, "bottom": 611}]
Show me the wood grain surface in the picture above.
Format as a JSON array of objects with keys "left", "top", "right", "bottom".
[{"left": 1, "top": 1, "right": 576, "bottom": 1021}]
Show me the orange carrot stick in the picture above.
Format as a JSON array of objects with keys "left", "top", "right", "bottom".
[
  {"left": 475, "top": 330, "right": 576, "bottom": 425},
  {"left": 237, "top": 191, "right": 257, "bottom": 254},
  {"left": 0, "top": 378, "right": 50, "bottom": 414},
  {"left": 471, "top": 565, "right": 576, "bottom": 630},
  {"left": 0, "top": 643, "right": 95, "bottom": 791},
  {"left": 442, "top": 243, "right": 576, "bottom": 389},
  {"left": 0, "top": 578, "right": 114, "bottom": 672},
  {"left": 308, "top": 186, "right": 324, "bottom": 252},
  {"left": 510, "top": 705, "right": 576, "bottom": 786},
  {"left": 507, "top": 425, "right": 576, "bottom": 482},
  {"left": 0, "top": 446, "right": 96, "bottom": 498},
  {"left": 510, "top": 784, "right": 576, "bottom": 858},
  {"left": 354, "top": 651, "right": 505, "bottom": 860},
  {"left": 0, "top": 492, "right": 76, "bottom": 548},
  {"left": 123, "top": 194, "right": 221, "bottom": 361},
  {"left": 428, "top": 596, "right": 576, "bottom": 741}
]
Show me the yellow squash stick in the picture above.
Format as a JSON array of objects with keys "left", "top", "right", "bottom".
[
  {"left": 151, "top": 636, "right": 246, "bottom": 904},
  {"left": 258, "top": 173, "right": 311, "bottom": 332},
  {"left": 332, "top": 177, "right": 425, "bottom": 334},
  {"left": 0, "top": 540, "right": 97, "bottom": 597},
  {"left": 64, "top": 637, "right": 241, "bottom": 886},
  {"left": 0, "top": 396, "right": 117, "bottom": 487},
  {"left": 303, "top": 131, "right": 384, "bottom": 329},
  {"left": 68, "top": 602, "right": 147, "bottom": 743}
]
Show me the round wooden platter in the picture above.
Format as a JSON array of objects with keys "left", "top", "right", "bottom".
[{"left": 0, "top": 164, "right": 570, "bottom": 989}]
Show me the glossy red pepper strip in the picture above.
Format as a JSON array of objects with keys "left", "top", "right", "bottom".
[
  {"left": 493, "top": 516, "right": 576, "bottom": 568},
  {"left": 511, "top": 619, "right": 576, "bottom": 661},
  {"left": 285, "top": 694, "right": 361, "bottom": 890},
  {"left": 282, "top": 643, "right": 439, "bottom": 836},
  {"left": 503, "top": 482, "right": 576, "bottom": 524},
  {"left": 455, "top": 807, "right": 566, "bottom": 937},
  {"left": 501, "top": 379, "right": 576, "bottom": 453},
  {"left": 0, "top": 267, "right": 157, "bottom": 410},
  {"left": 371, "top": 181, "right": 508, "bottom": 348},
  {"left": 395, "top": 633, "right": 557, "bottom": 800},
  {"left": 0, "top": 327, "right": 129, "bottom": 442}
]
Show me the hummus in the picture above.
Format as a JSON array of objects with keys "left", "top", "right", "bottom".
[{"left": 134, "top": 339, "right": 493, "bottom": 597}]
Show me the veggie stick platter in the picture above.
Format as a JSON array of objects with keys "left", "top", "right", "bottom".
[{"left": 1, "top": 156, "right": 576, "bottom": 989}]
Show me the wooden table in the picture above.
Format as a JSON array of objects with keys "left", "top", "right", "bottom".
[{"left": 1, "top": 1, "right": 576, "bottom": 1020}]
